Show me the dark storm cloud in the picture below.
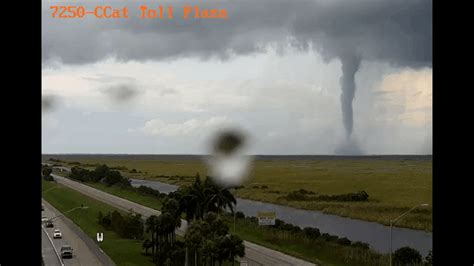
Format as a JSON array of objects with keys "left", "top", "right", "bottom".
[
  {"left": 290, "top": 0, "right": 432, "bottom": 68},
  {"left": 42, "top": 0, "right": 432, "bottom": 67}
]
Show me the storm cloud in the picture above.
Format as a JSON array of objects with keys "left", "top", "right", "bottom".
[{"left": 42, "top": 0, "right": 432, "bottom": 67}]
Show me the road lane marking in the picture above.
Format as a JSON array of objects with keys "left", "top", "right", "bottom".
[{"left": 42, "top": 225, "right": 65, "bottom": 266}]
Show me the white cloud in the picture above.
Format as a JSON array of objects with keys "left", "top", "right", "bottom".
[
  {"left": 373, "top": 68, "right": 432, "bottom": 126},
  {"left": 141, "top": 116, "right": 233, "bottom": 138}
]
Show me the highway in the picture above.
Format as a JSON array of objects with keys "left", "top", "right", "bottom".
[
  {"left": 42, "top": 224, "right": 62, "bottom": 266},
  {"left": 41, "top": 199, "right": 115, "bottom": 266},
  {"left": 51, "top": 173, "right": 315, "bottom": 266}
]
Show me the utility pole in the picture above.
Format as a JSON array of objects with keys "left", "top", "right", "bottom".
[
  {"left": 233, "top": 211, "right": 236, "bottom": 232},
  {"left": 389, "top": 203, "right": 429, "bottom": 266}
]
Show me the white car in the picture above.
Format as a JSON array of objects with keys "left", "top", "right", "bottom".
[
  {"left": 42, "top": 216, "right": 48, "bottom": 223},
  {"left": 53, "top": 229, "right": 62, "bottom": 239}
]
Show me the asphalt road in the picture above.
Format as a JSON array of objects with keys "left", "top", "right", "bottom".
[
  {"left": 42, "top": 225, "right": 62, "bottom": 266},
  {"left": 51, "top": 173, "right": 315, "bottom": 266},
  {"left": 41, "top": 199, "right": 115, "bottom": 266}
]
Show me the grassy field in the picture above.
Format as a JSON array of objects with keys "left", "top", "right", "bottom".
[
  {"left": 41, "top": 179, "right": 154, "bottom": 266},
  {"left": 43, "top": 155, "right": 432, "bottom": 231}
]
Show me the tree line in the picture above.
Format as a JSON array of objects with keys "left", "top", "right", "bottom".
[
  {"left": 69, "top": 164, "right": 131, "bottom": 186},
  {"left": 41, "top": 164, "right": 54, "bottom": 181},
  {"left": 68, "top": 165, "right": 169, "bottom": 199},
  {"left": 98, "top": 210, "right": 144, "bottom": 239},
  {"left": 283, "top": 188, "right": 369, "bottom": 202}
]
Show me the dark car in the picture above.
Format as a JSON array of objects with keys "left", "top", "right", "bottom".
[
  {"left": 41, "top": 204, "right": 44, "bottom": 211},
  {"left": 45, "top": 220, "right": 54, "bottom": 228},
  {"left": 60, "top": 245, "right": 73, "bottom": 259}
]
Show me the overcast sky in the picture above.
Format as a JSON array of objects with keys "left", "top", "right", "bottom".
[{"left": 42, "top": 0, "right": 432, "bottom": 155}]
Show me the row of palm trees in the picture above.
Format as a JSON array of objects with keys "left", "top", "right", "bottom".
[
  {"left": 185, "top": 212, "right": 245, "bottom": 266},
  {"left": 144, "top": 198, "right": 183, "bottom": 264},
  {"left": 144, "top": 174, "right": 244, "bottom": 266}
]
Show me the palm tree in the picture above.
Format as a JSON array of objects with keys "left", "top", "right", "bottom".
[
  {"left": 216, "top": 235, "right": 231, "bottom": 266},
  {"left": 176, "top": 174, "right": 238, "bottom": 266},
  {"left": 175, "top": 187, "right": 195, "bottom": 221},
  {"left": 200, "top": 238, "right": 218, "bottom": 266},
  {"left": 148, "top": 201, "right": 183, "bottom": 265},
  {"left": 185, "top": 220, "right": 206, "bottom": 266},
  {"left": 203, "top": 177, "right": 237, "bottom": 215},
  {"left": 161, "top": 198, "right": 182, "bottom": 244},
  {"left": 145, "top": 215, "right": 159, "bottom": 261},
  {"left": 204, "top": 212, "right": 229, "bottom": 236},
  {"left": 179, "top": 173, "right": 207, "bottom": 221},
  {"left": 154, "top": 215, "right": 165, "bottom": 265},
  {"left": 142, "top": 239, "right": 153, "bottom": 255},
  {"left": 227, "top": 235, "right": 245, "bottom": 266}
]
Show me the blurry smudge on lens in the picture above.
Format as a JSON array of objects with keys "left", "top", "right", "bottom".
[
  {"left": 213, "top": 130, "right": 244, "bottom": 155},
  {"left": 206, "top": 128, "right": 254, "bottom": 188},
  {"left": 102, "top": 84, "right": 140, "bottom": 103},
  {"left": 42, "top": 95, "right": 57, "bottom": 113}
]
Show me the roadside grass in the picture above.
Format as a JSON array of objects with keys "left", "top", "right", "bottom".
[
  {"left": 43, "top": 155, "right": 432, "bottom": 231},
  {"left": 87, "top": 182, "right": 163, "bottom": 211},
  {"left": 41, "top": 179, "right": 154, "bottom": 266}
]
